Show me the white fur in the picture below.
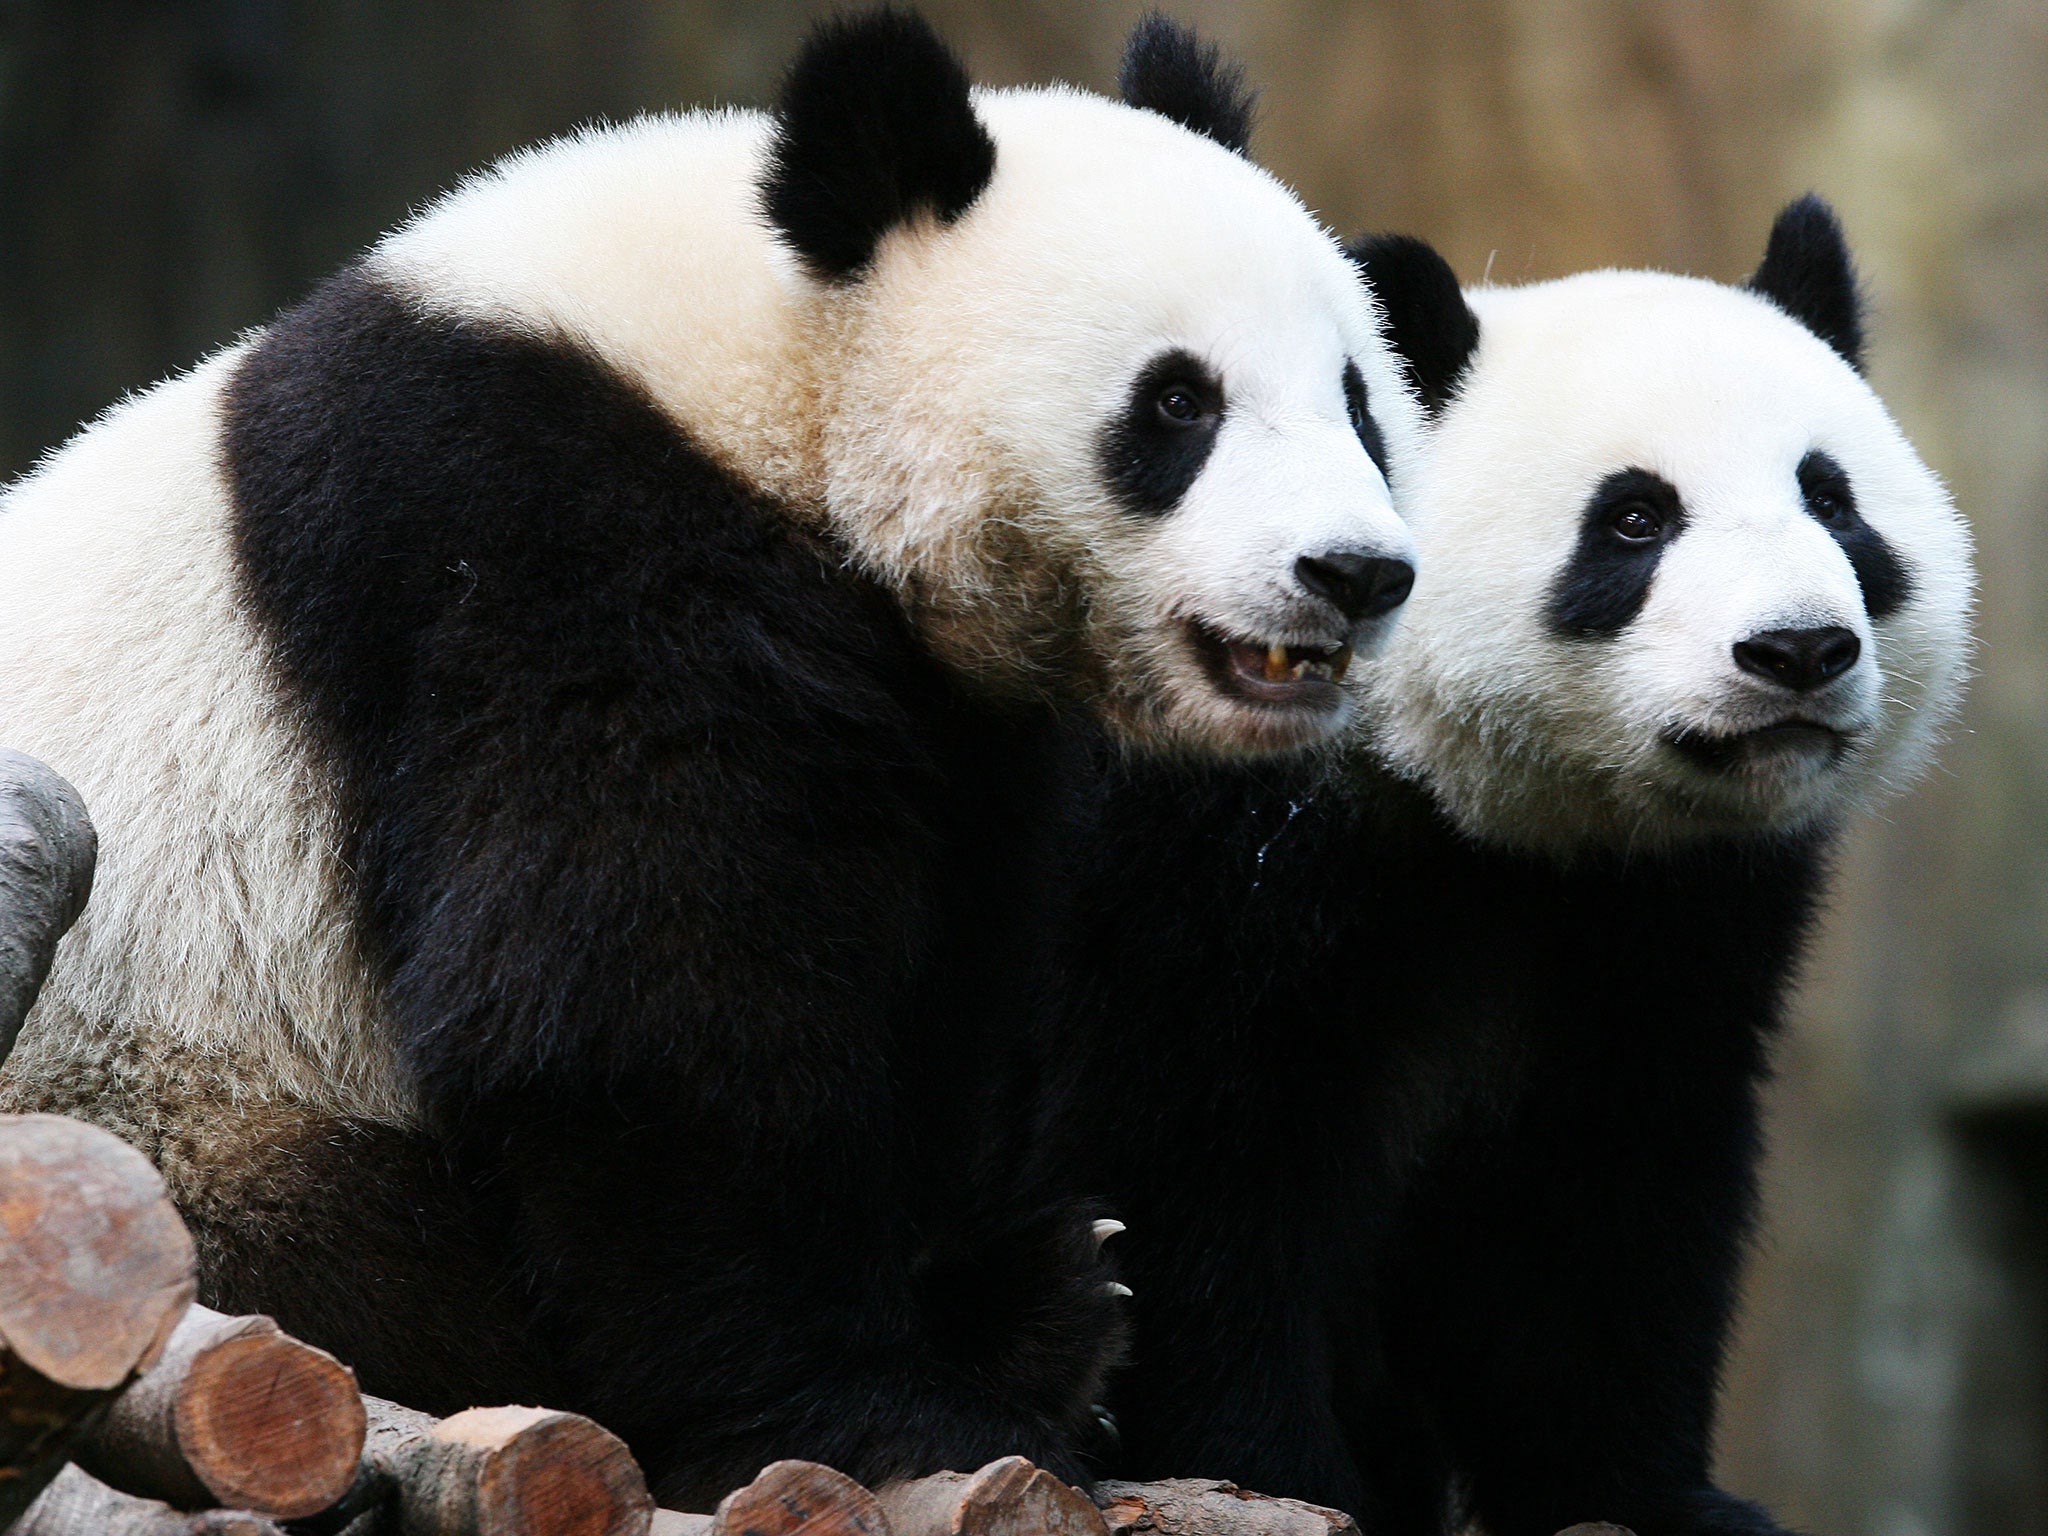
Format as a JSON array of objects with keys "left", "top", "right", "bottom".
[
  {"left": 0, "top": 354, "right": 407, "bottom": 1120},
  {"left": 0, "top": 88, "right": 1421, "bottom": 1120},
  {"left": 1364, "top": 269, "right": 1974, "bottom": 854},
  {"left": 378, "top": 91, "right": 1421, "bottom": 753}
]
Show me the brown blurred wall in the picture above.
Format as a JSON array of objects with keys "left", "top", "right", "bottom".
[{"left": 3, "top": 4, "right": 2045, "bottom": 1533}]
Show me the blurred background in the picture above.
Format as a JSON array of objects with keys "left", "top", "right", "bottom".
[{"left": 1, "top": 3, "right": 2041, "bottom": 1532}]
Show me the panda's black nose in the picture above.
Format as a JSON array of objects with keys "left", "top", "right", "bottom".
[
  {"left": 1295, "top": 552, "right": 1415, "bottom": 621},
  {"left": 1732, "top": 626, "right": 1862, "bottom": 692}
]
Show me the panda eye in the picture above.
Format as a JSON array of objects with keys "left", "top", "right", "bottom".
[
  {"left": 1156, "top": 384, "right": 1210, "bottom": 426},
  {"left": 1798, "top": 449, "right": 1858, "bottom": 529},
  {"left": 1609, "top": 502, "right": 1664, "bottom": 543},
  {"left": 1808, "top": 487, "right": 1849, "bottom": 523},
  {"left": 1342, "top": 360, "right": 1388, "bottom": 474}
]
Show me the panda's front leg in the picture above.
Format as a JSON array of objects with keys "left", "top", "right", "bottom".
[
  {"left": 454, "top": 1069, "right": 1124, "bottom": 1511},
  {"left": 1392, "top": 1021, "right": 1793, "bottom": 1536}
]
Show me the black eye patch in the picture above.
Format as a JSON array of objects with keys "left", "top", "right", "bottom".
[
  {"left": 1798, "top": 449, "right": 1912, "bottom": 620},
  {"left": 1343, "top": 360, "right": 1388, "bottom": 476},
  {"left": 1545, "top": 468, "right": 1688, "bottom": 638},
  {"left": 1097, "top": 348, "right": 1225, "bottom": 517}
]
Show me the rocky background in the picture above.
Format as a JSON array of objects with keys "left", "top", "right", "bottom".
[{"left": 1, "top": 3, "right": 2043, "bottom": 1532}]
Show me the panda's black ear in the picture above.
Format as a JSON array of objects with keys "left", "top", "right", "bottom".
[
  {"left": 1746, "top": 194, "right": 1865, "bottom": 373},
  {"left": 1118, "top": 13, "right": 1256, "bottom": 156},
  {"left": 762, "top": 7, "right": 997, "bottom": 283},
  {"left": 1347, "top": 233, "right": 1479, "bottom": 417}
]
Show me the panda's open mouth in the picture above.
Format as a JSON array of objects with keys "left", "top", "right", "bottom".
[
  {"left": 1187, "top": 621, "right": 1353, "bottom": 710},
  {"left": 1662, "top": 719, "right": 1852, "bottom": 774}
]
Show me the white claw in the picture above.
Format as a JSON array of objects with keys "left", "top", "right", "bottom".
[
  {"left": 1092, "top": 1219, "right": 1126, "bottom": 1247},
  {"left": 1105, "top": 1281, "right": 1134, "bottom": 1299}
]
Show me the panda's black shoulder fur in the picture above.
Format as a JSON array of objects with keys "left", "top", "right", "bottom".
[
  {"left": 224, "top": 266, "right": 1122, "bottom": 1503},
  {"left": 1031, "top": 748, "right": 1821, "bottom": 1533},
  {"left": 1117, "top": 14, "right": 1256, "bottom": 156},
  {"left": 228, "top": 266, "right": 940, "bottom": 1105}
]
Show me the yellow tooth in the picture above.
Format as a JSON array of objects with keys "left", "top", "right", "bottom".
[
  {"left": 1330, "top": 646, "right": 1354, "bottom": 684},
  {"left": 1290, "top": 660, "right": 1309, "bottom": 681},
  {"left": 1265, "top": 643, "right": 1289, "bottom": 681}
]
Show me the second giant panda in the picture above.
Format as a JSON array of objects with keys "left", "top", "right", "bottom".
[
  {"left": 1032, "top": 197, "right": 1972, "bottom": 1532},
  {"left": 0, "top": 12, "right": 1439, "bottom": 1502}
]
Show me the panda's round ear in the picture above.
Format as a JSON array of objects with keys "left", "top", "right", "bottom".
[
  {"left": 1347, "top": 233, "right": 1479, "bottom": 417},
  {"left": 1746, "top": 194, "right": 1865, "bottom": 373},
  {"left": 1117, "top": 13, "right": 1256, "bottom": 156},
  {"left": 761, "top": 7, "right": 997, "bottom": 283}
]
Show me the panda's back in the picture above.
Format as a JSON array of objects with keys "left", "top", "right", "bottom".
[{"left": 0, "top": 107, "right": 834, "bottom": 1131}]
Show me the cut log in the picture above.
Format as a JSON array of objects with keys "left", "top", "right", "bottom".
[
  {"left": 305, "top": 1396, "right": 654, "bottom": 1536},
  {"left": 0, "top": 750, "right": 96, "bottom": 1060},
  {"left": 878, "top": 1457, "right": 1106, "bottom": 1536},
  {"left": 1093, "top": 1480, "right": 1360, "bottom": 1536},
  {"left": 703, "top": 1460, "right": 889, "bottom": 1536},
  {"left": 7, "top": 1463, "right": 284, "bottom": 1535},
  {"left": 74, "top": 1302, "right": 366, "bottom": 1519},
  {"left": 0, "top": 1114, "right": 195, "bottom": 1526}
]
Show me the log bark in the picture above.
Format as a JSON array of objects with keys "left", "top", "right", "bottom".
[
  {"left": 1093, "top": 1480, "right": 1360, "bottom": 1536},
  {"left": 0, "top": 750, "right": 95, "bottom": 1061},
  {"left": 8, "top": 1462, "right": 283, "bottom": 1535},
  {"left": 73, "top": 1303, "right": 366, "bottom": 1519},
  {"left": 699, "top": 1459, "right": 889, "bottom": 1536},
  {"left": 0, "top": 1114, "right": 195, "bottom": 1526},
  {"left": 305, "top": 1396, "right": 653, "bottom": 1536},
  {"left": 877, "top": 1457, "right": 1106, "bottom": 1536}
]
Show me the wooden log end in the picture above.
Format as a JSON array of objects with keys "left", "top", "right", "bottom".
[
  {"left": 430, "top": 1404, "right": 654, "bottom": 1536},
  {"left": 880, "top": 1456, "right": 1105, "bottom": 1536},
  {"left": 711, "top": 1460, "right": 889, "bottom": 1536},
  {"left": 174, "top": 1321, "right": 367, "bottom": 1518},
  {"left": 0, "top": 1113, "right": 194, "bottom": 1397},
  {"left": 1094, "top": 1479, "right": 1361, "bottom": 1536}
]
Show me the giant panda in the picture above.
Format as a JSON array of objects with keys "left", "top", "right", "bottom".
[
  {"left": 0, "top": 11, "right": 1434, "bottom": 1504},
  {"left": 1031, "top": 196, "right": 1972, "bottom": 1533}
]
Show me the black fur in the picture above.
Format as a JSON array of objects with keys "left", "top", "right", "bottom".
[
  {"left": 1347, "top": 234, "right": 1480, "bottom": 416},
  {"left": 1798, "top": 449, "right": 1913, "bottom": 620},
  {"left": 1116, "top": 14, "right": 1256, "bottom": 155},
  {"left": 1342, "top": 361, "right": 1389, "bottom": 476},
  {"left": 762, "top": 9, "right": 997, "bottom": 282},
  {"left": 224, "top": 268, "right": 1122, "bottom": 1505},
  {"left": 1546, "top": 468, "right": 1689, "bottom": 637},
  {"left": 1746, "top": 194, "right": 1864, "bottom": 373},
  {"left": 1098, "top": 348, "right": 1225, "bottom": 516},
  {"left": 1032, "top": 746, "right": 1819, "bottom": 1534}
]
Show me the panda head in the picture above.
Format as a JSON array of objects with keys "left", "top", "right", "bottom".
[
  {"left": 762, "top": 11, "right": 1431, "bottom": 756},
  {"left": 1351, "top": 198, "right": 1974, "bottom": 853}
]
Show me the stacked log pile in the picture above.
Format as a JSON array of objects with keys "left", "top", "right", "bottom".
[
  {"left": 0, "top": 1127, "right": 1367, "bottom": 1536},
  {"left": 0, "top": 756, "right": 1631, "bottom": 1536}
]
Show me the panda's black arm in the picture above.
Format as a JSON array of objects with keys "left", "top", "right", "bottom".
[
  {"left": 1391, "top": 845, "right": 1817, "bottom": 1536},
  {"left": 1029, "top": 758, "right": 1384, "bottom": 1515},
  {"left": 224, "top": 268, "right": 1120, "bottom": 1505}
]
